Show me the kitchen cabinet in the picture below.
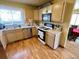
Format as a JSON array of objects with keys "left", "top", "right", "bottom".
[
  {"left": 5, "top": 30, "right": 17, "bottom": 43},
  {"left": 45, "top": 30, "right": 61, "bottom": 49},
  {"left": 53, "top": 0, "right": 75, "bottom": 47},
  {"left": 15, "top": 29, "right": 24, "bottom": 41},
  {"left": 39, "top": 8, "right": 43, "bottom": 20},
  {"left": 32, "top": 27, "right": 38, "bottom": 36},
  {"left": 23, "top": 28, "right": 32, "bottom": 38},
  {"left": 46, "top": 32, "right": 55, "bottom": 48},
  {"left": 39, "top": 5, "right": 52, "bottom": 20},
  {"left": 42, "top": 7, "right": 47, "bottom": 14},
  {"left": 26, "top": 28, "right": 32, "bottom": 38},
  {"left": 43, "top": 5, "right": 52, "bottom": 14},
  {"left": 47, "top": 5, "right": 52, "bottom": 13},
  {"left": 52, "top": 1, "right": 65, "bottom": 22},
  {"left": 42, "top": 5, "right": 52, "bottom": 14},
  {"left": 4, "top": 28, "right": 32, "bottom": 43},
  {"left": 34, "top": 9, "right": 39, "bottom": 20}
]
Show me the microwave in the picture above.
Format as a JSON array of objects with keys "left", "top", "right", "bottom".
[{"left": 42, "top": 13, "right": 51, "bottom": 22}]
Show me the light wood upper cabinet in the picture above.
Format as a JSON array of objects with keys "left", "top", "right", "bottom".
[
  {"left": 52, "top": 1, "right": 64, "bottom": 22},
  {"left": 34, "top": 9, "right": 39, "bottom": 20},
  {"left": 39, "top": 8, "right": 43, "bottom": 20},
  {"left": 47, "top": 5, "right": 52, "bottom": 13},
  {"left": 42, "top": 7, "right": 47, "bottom": 14},
  {"left": 42, "top": 5, "right": 52, "bottom": 14},
  {"left": 39, "top": 5, "right": 52, "bottom": 20}
]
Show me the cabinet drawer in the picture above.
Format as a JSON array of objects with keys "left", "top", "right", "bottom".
[{"left": 4, "top": 30, "right": 15, "bottom": 33}]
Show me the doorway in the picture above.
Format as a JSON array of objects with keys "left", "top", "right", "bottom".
[{"left": 68, "top": 0, "right": 79, "bottom": 46}]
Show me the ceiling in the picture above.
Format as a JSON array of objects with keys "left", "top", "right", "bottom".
[{"left": 4, "top": 0, "right": 51, "bottom": 6}]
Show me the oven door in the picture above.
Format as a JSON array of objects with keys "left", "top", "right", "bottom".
[{"left": 38, "top": 29, "right": 45, "bottom": 41}]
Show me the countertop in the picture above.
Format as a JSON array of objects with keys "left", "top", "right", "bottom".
[
  {"left": 0, "top": 26, "right": 34, "bottom": 49},
  {"left": 0, "top": 26, "right": 34, "bottom": 31},
  {"left": 47, "top": 30, "right": 61, "bottom": 34}
]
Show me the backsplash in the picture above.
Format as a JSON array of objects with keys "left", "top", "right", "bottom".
[{"left": 43, "top": 22, "right": 62, "bottom": 31}]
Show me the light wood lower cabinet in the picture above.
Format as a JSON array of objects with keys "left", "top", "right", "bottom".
[
  {"left": 15, "top": 29, "right": 24, "bottom": 41},
  {"left": 4, "top": 28, "right": 32, "bottom": 43},
  {"left": 5, "top": 30, "right": 17, "bottom": 43},
  {"left": 45, "top": 30, "right": 61, "bottom": 49},
  {"left": 23, "top": 28, "right": 32, "bottom": 38},
  {"left": 32, "top": 27, "right": 38, "bottom": 36},
  {"left": 46, "top": 32, "right": 55, "bottom": 48}
]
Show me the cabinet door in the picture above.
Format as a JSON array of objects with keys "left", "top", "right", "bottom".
[
  {"left": 52, "top": 1, "right": 64, "bottom": 22},
  {"left": 5, "top": 30, "right": 17, "bottom": 43},
  {"left": 23, "top": 28, "right": 31, "bottom": 38},
  {"left": 23, "top": 29, "right": 28, "bottom": 38},
  {"left": 42, "top": 7, "right": 47, "bottom": 14},
  {"left": 27, "top": 28, "right": 32, "bottom": 38},
  {"left": 46, "top": 32, "right": 55, "bottom": 48},
  {"left": 47, "top": 5, "right": 52, "bottom": 13},
  {"left": 42, "top": 5, "right": 52, "bottom": 14},
  {"left": 32, "top": 27, "right": 38, "bottom": 36},
  {"left": 34, "top": 9, "right": 39, "bottom": 20},
  {"left": 15, "top": 29, "right": 24, "bottom": 40},
  {"left": 39, "top": 8, "right": 43, "bottom": 20},
  {"left": 39, "top": 5, "right": 52, "bottom": 21}
]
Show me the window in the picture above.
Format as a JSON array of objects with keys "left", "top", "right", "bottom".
[
  {"left": 75, "top": 14, "right": 79, "bottom": 25},
  {"left": 70, "top": 14, "right": 79, "bottom": 25},
  {"left": 74, "top": 0, "right": 79, "bottom": 9},
  {"left": 0, "top": 5, "right": 25, "bottom": 25}
]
